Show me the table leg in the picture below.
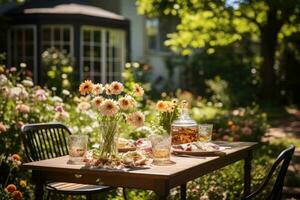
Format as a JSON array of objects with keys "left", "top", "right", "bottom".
[
  {"left": 180, "top": 183, "right": 187, "bottom": 200},
  {"left": 155, "top": 180, "right": 169, "bottom": 200},
  {"left": 244, "top": 150, "right": 252, "bottom": 197},
  {"left": 32, "top": 171, "right": 45, "bottom": 200}
]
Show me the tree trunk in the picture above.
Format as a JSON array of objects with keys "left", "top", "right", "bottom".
[{"left": 260, "top": 8, "right": 283, "bottom": 101}]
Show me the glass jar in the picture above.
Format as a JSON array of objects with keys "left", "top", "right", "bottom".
[{"left": 171, "top": 102, "right": 198, "bottom": 145}]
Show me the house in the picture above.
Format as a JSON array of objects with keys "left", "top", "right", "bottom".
[{"left": 1, "top": 0, "right": 179, "bottom": 89}]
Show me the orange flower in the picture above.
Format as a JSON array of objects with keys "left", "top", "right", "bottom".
[
  {"left": 92, "top": 83, "right": 103, "bottom": 95},
  {"left": 5, "top": 184, "right": 17, "bottom": 193},
  {"left": 16, "top": 104, "right": 30, "bottom": 114},
  {"left": 12, "top": 154, "right": 21, "bottom": 162},
  {"left": 91, "top": 97, "right": 103, "bottom": 109},
  {"left": 156, "top": 101, "right": 168, "bottom": 112},
  {"left": 133, "top": 84, "right": 144, "bottom": 97},
  {"left": 79, "top": 80, "right": 93, "bottom": 95},
  {"left": 230, "top": 125, "right": 239, "bottom": 132},
  {"left": 99, "top": 99, "right": 119, "bottom": 116},
  {"left": 12, "top": 190, "right": 23, "bottom": 200},
  {"left": 118, "top": 97, "right": 132, "bottom": 110},
  {"left": 110, "top": 81, "right": 124, "bottom": 95},
  {"left": 227, "top": 120, "right": 234, "bottom": 126},
  {"left": 127, "top": 112, "right": 145, "bottom": 127},
  {"left": 19, "top": 180, "right": 27, "bottom": 188}
]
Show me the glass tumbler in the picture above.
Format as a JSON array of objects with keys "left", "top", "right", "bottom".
[
  {"left": 68, "top": 135, "right": 88, "bottom": 164},
  {"left": 198, "top": 124, "right": 213, "bottom": 142},
  {"left": 149, "top": 134, "right": 171, "bottom": 165}
]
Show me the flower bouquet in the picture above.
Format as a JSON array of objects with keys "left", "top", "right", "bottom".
[{"left": 78, "top": 80, "right": 145, "bottom": 161}]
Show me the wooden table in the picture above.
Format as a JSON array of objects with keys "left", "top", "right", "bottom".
[{"left": 22, "top": 141, "right": 257, "bottom": 200}]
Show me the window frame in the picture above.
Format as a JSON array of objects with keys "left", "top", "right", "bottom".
[
  {"left": 80, "top": 26, "right": 126, "bottom": 83},
  {"left": 7, "top": 25, "right": 38, "bottom": 82},
  {"left": 41, "top": 24, "right": 74, "bottom": 57}
]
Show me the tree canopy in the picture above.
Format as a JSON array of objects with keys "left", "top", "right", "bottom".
[
  {"left": 137, "top": 0, "right": 300, "bottom": 55},
  {"left": 137, "top": 0, "right": 300, "bottom": 100}
]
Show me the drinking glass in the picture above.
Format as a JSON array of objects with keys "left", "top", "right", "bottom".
[
  {"left": 68, "top": 135, "right": 88, "bottom": 164},
  {"left": 198, "top": 124, "right": 213, "bottom": 142},
  {"left": 149, "top": 135, "right": 171, "bottom": 165}
]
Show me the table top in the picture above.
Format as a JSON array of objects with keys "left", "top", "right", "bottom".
[{"left": 23, "top": 141, "right": 257, "bottom": 179}]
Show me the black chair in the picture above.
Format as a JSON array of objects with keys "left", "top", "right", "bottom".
[
  {"left": 243, "top": 145, "right": 295, "bottom": 200},
  {"left": 21, "top": 123, "right": 116, "bottom": 200}
]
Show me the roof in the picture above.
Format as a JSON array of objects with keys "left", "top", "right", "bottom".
[{"left": 4, "top": 0, "right": 126, "bottom": 21}]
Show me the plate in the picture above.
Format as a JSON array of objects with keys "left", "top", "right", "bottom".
[{"left": 172, "top": 149, "right": 226, "bottom": 157}]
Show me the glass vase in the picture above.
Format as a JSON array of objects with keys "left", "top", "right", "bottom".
[{"left": 99, "top": 121, "right": 119, "bottom": 159}]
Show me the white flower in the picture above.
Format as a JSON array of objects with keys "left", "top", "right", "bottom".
[
  {"left": 0, "top": 74, "right": 8, "bottom": 86},
  {"left": 52, "top": 96, "right": 63, "bottom": 102},
  {"left": 19, "top": 90, "right": 29, "bottom": 99},
  {"left": 127, "top": 112, "right": 145, "bottom": 128},
  {"left": 83, "top": 126, "right": 93, "bottom": 134},
  {"left": 77, "top": 102, "right": 91, "bottom": 112},
  {"left": 99, "top": 99, "right": 119, "bottom": 116},
  {"left": 232, "top": 110, "right": 239, "bottom": 116},
  {"left": 54, "top": 111, "right": 69, "bottom": 120},
  {"left": 92, "top": 121, "right": 99, "bottom": 128},
  {"left": 8, "top": 87, "right": 22, "bottom": 99},
  {"left": 22, "top": 80, "right": 34, "bottom": 87},
  {"left": 62, "top": 89, "right": 70, "bottom": 96},
  {"left": 20, "top": 63, "right": 27, "bottom": 68}
]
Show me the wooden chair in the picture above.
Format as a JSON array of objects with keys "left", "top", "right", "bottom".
[
  {"left": 243, "top": 145, "right": 295, "bottom": 200},
  {"left": 21, "top": 123, "right": 116, "bottom": 200}
]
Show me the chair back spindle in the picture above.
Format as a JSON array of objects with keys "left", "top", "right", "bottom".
[{"left": 21, "top": 123, "right": 72, "bottom": 162}]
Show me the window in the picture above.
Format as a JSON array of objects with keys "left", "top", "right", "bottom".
[
  {"left": 146, "top": 17, "right": 178, "bottom": 53},
  {"left": 8, "top": 25, "right": 37, "bottom": 81},
  {"left": 81, "top": 26, "right": 125, "bottom": 83},
  {"left": 41, "top": 25, "right": 73, "bottom": 55}
]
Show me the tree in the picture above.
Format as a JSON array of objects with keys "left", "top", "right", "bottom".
[{"left": 136, "top": 0, "right": 300, "bottom": 101}]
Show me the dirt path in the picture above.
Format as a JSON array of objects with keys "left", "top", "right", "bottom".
[{"left": 263, "top": 108, "right": 300, "bottom": 199}]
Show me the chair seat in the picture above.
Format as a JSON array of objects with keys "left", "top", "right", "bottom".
[{"left": 46, "top": 182, "right": 112, "bottom": 194}]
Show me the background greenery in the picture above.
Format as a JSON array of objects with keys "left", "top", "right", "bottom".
[{"left": 0, "top": 0, "right": 300, "bottom": 199}]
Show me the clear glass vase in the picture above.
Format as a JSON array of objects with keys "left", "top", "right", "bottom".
[{"left": 99, "top": 121, "right": 119, "bottom": 159}]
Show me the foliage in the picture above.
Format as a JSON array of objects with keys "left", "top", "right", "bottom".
[
  {"left": 42, "top": 48, "right": 74, "bottom": 95},
  {"left": 136, "top": 0, "right": 300, "bottom": 101},
  {"left": 137, "top": 0, "right": 300, "bottom": 55}
]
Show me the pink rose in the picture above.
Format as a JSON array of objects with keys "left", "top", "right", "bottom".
[
  {"left": 55, "top": 106, "right": 64, "bottom": 113},
  {"left": 35, "top": 89, "right": 46, "bottom": 101},
  {"left": 10, "top": 67, "right": 17, "bottom": 72},
  {"left": 242, "top": 127, "right": 252, "bottom": 136}
]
